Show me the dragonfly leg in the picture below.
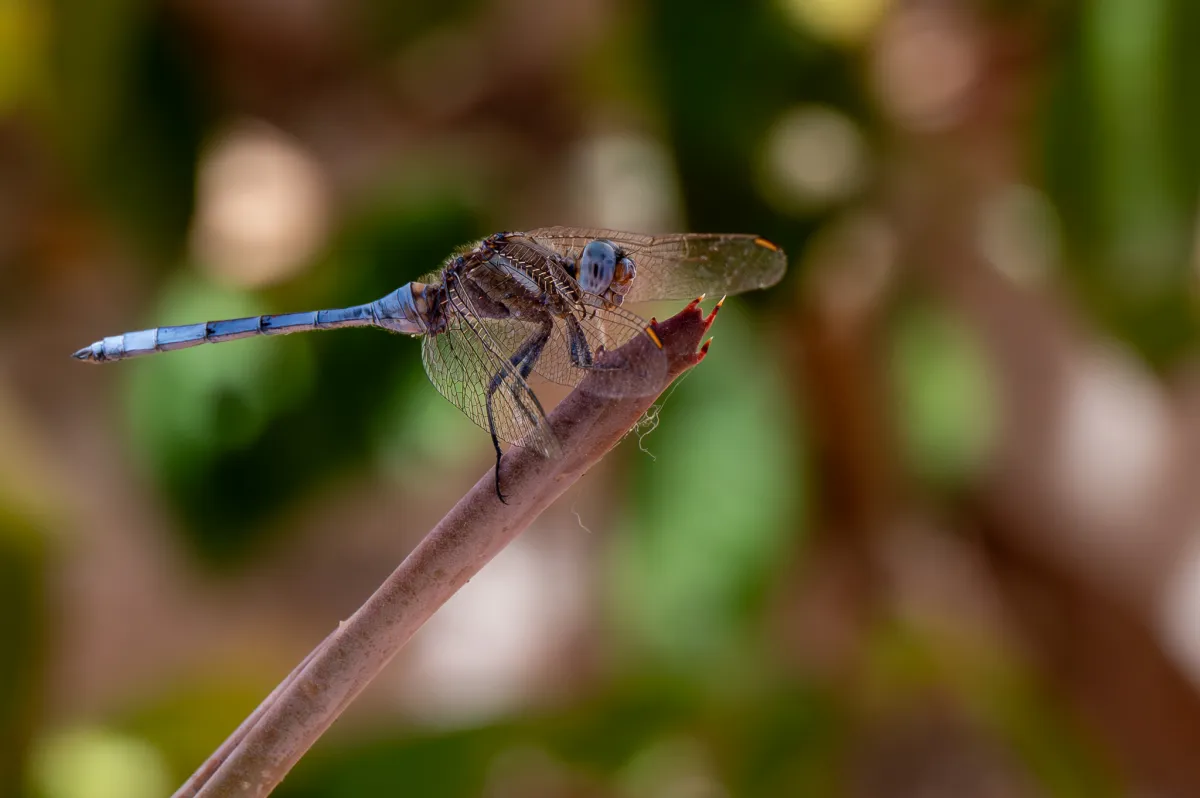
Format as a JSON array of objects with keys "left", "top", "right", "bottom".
[
  {"left": 513, "top": 318, "right": 553, "bottom": 379},
  {"left": 483, "top": 401, "right": 506, "bottom": 503},
  {"left": 483, "top": 319, "right": 553, "bottom": 503},
  {"left": 563, "top": 313, "right": 625, "bottom": 371},
  {"left": 564, "top": 314, "right": 594, "bottom": 368}
]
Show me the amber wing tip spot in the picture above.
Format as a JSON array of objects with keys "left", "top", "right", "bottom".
[{"left": 754, "top": 237, "right": 780, "bottom": 252}]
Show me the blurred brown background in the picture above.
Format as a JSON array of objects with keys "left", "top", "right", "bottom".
[{"left": 3, "top": 0, "right": 1200, "bottom": 795}]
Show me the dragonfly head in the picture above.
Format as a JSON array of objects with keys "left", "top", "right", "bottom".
[{"left": 577, "top": 240, "right": 636, "bottom": 303}]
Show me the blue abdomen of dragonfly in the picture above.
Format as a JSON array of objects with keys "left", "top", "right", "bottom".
[{"left": 72, "top": 283, "right": 430, "bottom": 363}]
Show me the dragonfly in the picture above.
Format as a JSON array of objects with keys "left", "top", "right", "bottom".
[{"left": 74, "top": 227, "right": 787, "bottom": 500}]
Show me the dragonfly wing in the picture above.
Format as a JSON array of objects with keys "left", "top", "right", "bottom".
[
  {"left": 421, "top": 286, "right": 560, "bottom": 458},
  {"left": 477, "top": 299, "right": 667, "bottom": 399},
  {"left": 568, "top": 297, "right": 669, "bottom": 397},
  {"left": 524, "top": 227, "right": 787, "bottom": 303}
]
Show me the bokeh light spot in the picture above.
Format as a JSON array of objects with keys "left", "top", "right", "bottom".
[
  {"left": 31, "top": 727, "right": 170, "bottom": 798},
  {"left": 779, "top": 0, "right": 891, "bottom": 46},
  {"left": 871, "top": 6, "right": 978, "bottom": 131},
  {"left": 190, "top": 119, "right": 330, "bottom": 288},
  {"left": 1056, "top": 350, "right": 1170, "bottom": 536},
  {"left": 759, "top": 105, "right": 867, "bottom": 215},
  {"left": 1161, "top": 531, "right": 1200, "bottom": 691},
  {"left": 565, "top": 132, "right": 682, "bottom": 232},
  {"left": 978, "top": 184, "right": 1062, "bottom": 286}
]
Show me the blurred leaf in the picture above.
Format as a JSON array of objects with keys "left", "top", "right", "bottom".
[
  {"left": 1044, "top": 0, "right": 1200, "bottom": 363},
  {"left": 30, "top": 727, "right": 169, "bottom": 798},
  {"left": 117, "top": 676, "right": 287, "bottom": 788},
  {"left": 542, "top": 676, "right": 695, "bottom": 771},
  {"left": 777, "top": 0, "right": 890, "bottom": 47},
  {"left": 49, "top": 1, "right": 209, "bottom": 257},
  {"left": 609, "top": 303, "right": 802, "bottom": 669},
  {"left": 278, "top": 726, "right": 497, "bottom": 798},
  {"left": 648, "top": 0, "right": 859, "bottom": 263},
  {"left": 0, "top": 508, "right": 45, "bottom": 796},
  {"left": 355, "top": 0, "right": 483, "bottom": 56},
  {"left": 0, "top": 0, "right": 48, "bottom": 111},
  {"left": 0, "top": 394, "right": 53, "bottom": 796},
  {"left": 864, "top": 621, "right": 1119, "bottom": 798},
  {"left": 616, "top": 735, "right": 725, "bottom": 798},
  {"left": 277, "top": 677, "right": 837, "bottom": 798},
  {"left": 888, "top": 302, "right": 996, "bottom": 488},
  {"left": 374, "top": 364, "right": 483, "bottom": 481},
  {"left": 720, "top": 682, "right": 843, "bottom": 798},
  {"left": 991, "top": 684, "right": 1121, "bottom": 798},
  {"left": 1084, "top": 0, "right": 1182, "bottom": 277}
]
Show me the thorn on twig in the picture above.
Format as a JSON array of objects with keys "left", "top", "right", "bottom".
[{"left": 703, "top": 296, "right": 726, "bottom": 330}]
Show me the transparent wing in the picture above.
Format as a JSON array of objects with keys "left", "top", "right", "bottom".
[
  {"left": 477, "top": 297, "right": 668, "bottom": 399},
  {"left": 421, "top": 281, "right": 560, "bottom": 458},
  {"left": 524, "top": 227, "right": 787, "bottom": 303}
]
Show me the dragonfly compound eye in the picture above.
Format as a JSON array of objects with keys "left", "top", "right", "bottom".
[
  {"left": 610, "top": 256, "right": 636, "bottom": 295},
  {"left": 578, "top": 240, "right": 618, "bottom": 294}
]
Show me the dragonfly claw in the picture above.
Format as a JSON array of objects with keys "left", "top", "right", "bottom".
[{"left": 494, "top": 468, "right": 509, "bottom": 504}]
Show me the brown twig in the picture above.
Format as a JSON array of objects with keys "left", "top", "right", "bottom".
[{"left": 174, "top": 300, "right": 720, "bottom": 798}]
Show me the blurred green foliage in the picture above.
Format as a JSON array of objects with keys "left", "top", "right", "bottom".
[
  {"left": 611, "top": 303, "right": 801, "bottom": 669},
  {"left": 0, "top": 504, "right": 46, "bottom": 793},
  {"left": 269, "top": 678, "right": 842, "bottom": 798},
  {"left": 50, "top": 0, "right": 208, "bottom": 257},
  {"left": 1045, "top": 0, "right": 1200, "bottom": 364},
  {"left": 888, "top": 302, "right": 996, "bottom": 488}
]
